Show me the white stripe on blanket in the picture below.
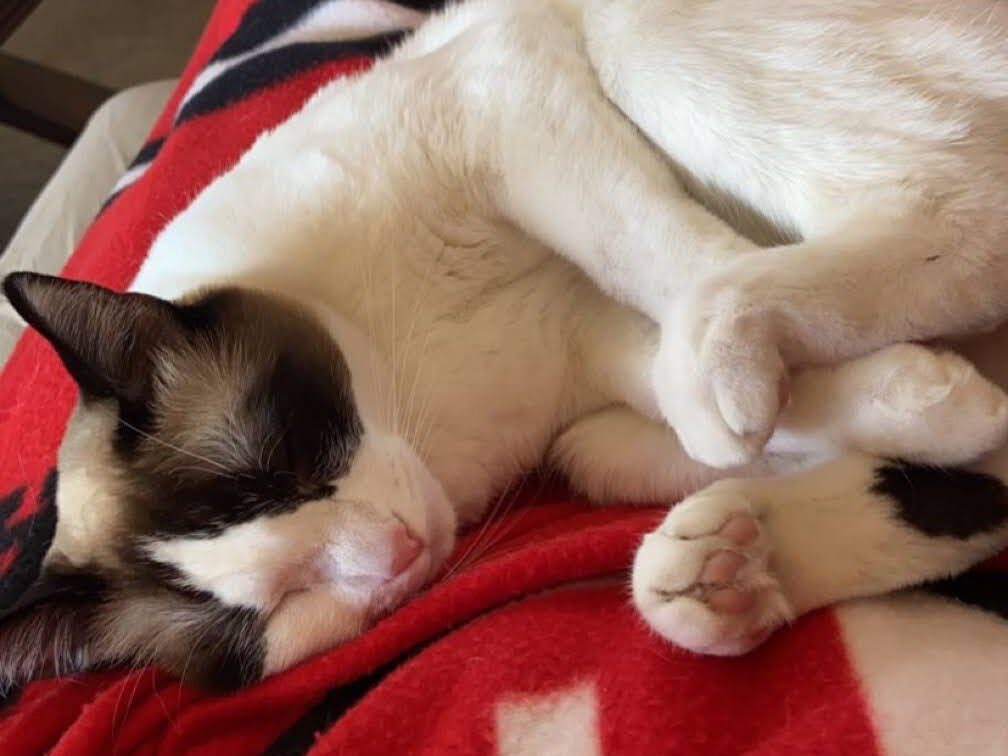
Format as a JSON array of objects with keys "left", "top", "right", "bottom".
[
  {"left": 496, "top": 681, "right": 602, "bottom": 756},
  {"left": 840, "top": 593, "right": 1008, "bottom": 756},
  {"left": 176, "top": 0, "right": 427, "bottom": 119}
]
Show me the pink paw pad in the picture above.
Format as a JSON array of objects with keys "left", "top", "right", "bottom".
[
  {"left": 698, "top": 550, "right": 755, "bottom": 613},
  {"left": 719, "top": 514, "right": 758, "bottom": 545},
  {"left": 707, "top": 587, "right": 756, "bottom": 613},
  {"left": 700, "top": 550, "right": 745, "bottom": 584}
]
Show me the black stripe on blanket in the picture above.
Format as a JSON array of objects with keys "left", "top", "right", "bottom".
[
  {"left": 99, "top": 189, "right": 123, "bottom": 215},
  {"left": 212, "top": 0, "right": 336, "bottom": 62},
  {"left": 128, "top": 137, "right": 165, "bottom": 171},
  {"left": 213, "top": 0, "right": 451, "bottom": 63},
  {"left": 0, "top": 470, "right": 58, "bottom": 611},
  {"left": 391, "top": 0, "right": 453, "bottom": 10},
  {"left": 98, "top": 138, "right": 166, "bottom": 214},
  {"left": 924, "top": 571, "right": 1008, "bottom": 620},
  {"left": 177, "top": 34, "right": 409, "bottom": 124},
  {"left": 263, "top": 657, "right": 408, "bottom": 756}
]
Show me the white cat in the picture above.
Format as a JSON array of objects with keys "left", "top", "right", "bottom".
[{"left": 2, "top": 0, "right": 1007, "bottom": 689}]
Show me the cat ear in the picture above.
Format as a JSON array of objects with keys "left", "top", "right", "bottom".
[
  {"left": 0, "top": 565, "right": 108, "bottom": 690},
  {"left": 3, "top": 272, "right": 182, "bottom": 402}
]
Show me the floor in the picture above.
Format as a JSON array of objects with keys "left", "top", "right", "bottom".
[{"left": 0, "top": 0, "right": 214, "bottom": 248}]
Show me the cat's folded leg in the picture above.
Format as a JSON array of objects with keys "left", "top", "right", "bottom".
[
  {"left": 770, "top": 343, "right": 1008, "bottom": 467},
  {"left": 557, "top": 337, "right": 1008, "bottom": 503},
  {"left": 549, "top": 406, "right": 765, "bottom": 505},
  {"left": 656, "top": 210, "right": 1008, "bottom": 468},
  {"left": 628, "top": 342, "right": 1008, "bottom": 657},
  {"left": 566, "top": 326, "right": 1008, "bottom": 653},
  {"left": 478, "top": 17, "right": 760, "bottom": 321},
  {"left": 632, "top": 452, "right": 1008, "bottom": 656},
  {"left": 578, "top": 297, "right": 1008, "bottom": 475}
]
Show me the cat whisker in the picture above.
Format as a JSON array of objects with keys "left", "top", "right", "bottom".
[
  {"left": 170, "top": 465, "right": 246, "bottom": 482},
  {"left": 110, "top": 668, "right": 149, "bottom": 744},
  {"left": 442, "top": 481, "right": 520, "bottom": 580},
  {"left": 257, "top": 423, "right": 280, "bottom": 474},
  {"left": 177, "top": 615, "right": 218, "bottom": 690},
  {"left": 449, "top": 471, "right": 552, "bottom": 577},
  {"left": 450, "top": 481, "right": 526, "bottom": 575}
]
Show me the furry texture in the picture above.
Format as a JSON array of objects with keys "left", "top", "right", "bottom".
[{"left": 1, "top": 0, "right": 1008, "bottom": 692}]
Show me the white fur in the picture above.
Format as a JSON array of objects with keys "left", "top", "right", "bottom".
[
  {"left": 633, "top": 452, "right": 1008, "bottom": 654},
  {"left": 107, "top": 0, "right": 1008, "bottom": 669}
]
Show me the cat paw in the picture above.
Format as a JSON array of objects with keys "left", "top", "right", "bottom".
[
  {"left": 632, "top": 485, "right": 793, "bottom": 655},
  {"left": 653, "top": 285, "right": 785, "bottom": 469},
  {"left": 871, "top": 345, "right": 1008, "bottom": 465}
]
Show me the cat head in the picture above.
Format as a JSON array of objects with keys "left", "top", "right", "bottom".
[{"left": 0, "top": 273, "right": 455, "bottom": 691}]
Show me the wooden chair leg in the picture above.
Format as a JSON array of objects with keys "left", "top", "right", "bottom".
[
  {"left": 0, "top": 2, "right": 116, "bottom": 145},
  {"left": 0, "top": 52, "right": 115, "bottom": 146}
]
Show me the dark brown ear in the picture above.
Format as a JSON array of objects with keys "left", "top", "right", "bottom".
[
  {"left": 0, "top": 566, "right": 109, "bottom": 691},
  {"left": 3, "top": 272, "right": 182, "bottom": 402}
]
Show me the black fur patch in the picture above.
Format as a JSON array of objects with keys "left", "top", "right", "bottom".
[
  {"left": 120, "top": 288, "right": 362, "bottom": 540},
  {"left": 0, "top": 565, "right": 106, "bottom": 627},
  {"left": 128, "top": 137, "right": 165, "bottom": 171},
  {"left": 171, "top": 590, "right": 265, "bottom": 692},
  {"left": 924, "top": 571, "right": 1008, "bottom": 620},
  {"left": 392, "top": 0, "right": 453, "bottom": 10},
  {"left": 872, "top": 461, "right": 1008, "bottom": 538}
]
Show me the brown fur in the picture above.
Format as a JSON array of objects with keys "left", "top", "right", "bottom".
[{"left": 0, "top": 274, "right": 363, "bottom": 690}]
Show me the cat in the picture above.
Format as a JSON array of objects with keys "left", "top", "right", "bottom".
[{"left": 1, "top": 0, "right": 1007, "bottom": 690}]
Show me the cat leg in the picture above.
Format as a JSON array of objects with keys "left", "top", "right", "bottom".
[
  {"left": 469, "top": 7, "right": 760, "bottom": 320},
  {"left": 566, "top": 314, "right": 1008, "bottom": 651},
  {"left": 767, "top": 343, "right": 1008, "bottom": 467},
  {"left": 656, "top": 209, "right": 1008, "bottom": 468},
  {"left": 632, "top": 451, "right": 1008, "bottom": 656},
  {"left": 562, "top": 335, "right": 1008, "bottom": 653},
  {"left": 549, "top": 406, "right": 762, "bottom": 504},
  {"left": 577, "top": 0, "right": 1008, "bottom": 467},
  {"left": 557, "top": 332, "right": 1008, "bottom": 502},
  {"left": 577, "top": 299, "right": 1008, "bottom": 473},
  {"left": 475, "top": 19, "right": 1008, "bottom": 470}
]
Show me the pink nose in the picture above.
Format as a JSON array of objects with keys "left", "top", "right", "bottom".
[{"left": 389, "top": 523, "right": 424, "bottom": 576}]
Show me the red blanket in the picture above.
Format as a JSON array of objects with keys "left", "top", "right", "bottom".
[{"left": 1, "top": 2, "right": 1006, "bottom": 753}]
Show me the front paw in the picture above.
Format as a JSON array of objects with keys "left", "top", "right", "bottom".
[
  {"left": 632, "top": 484, "right": 793, "bottom": 655},
  {"left": 654, "top": 288, "right": 785, "bottom": 468}
]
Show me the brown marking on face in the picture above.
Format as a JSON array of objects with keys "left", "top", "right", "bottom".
[{"left": 0, "top": 273, "right": 364, "bottom": 690}]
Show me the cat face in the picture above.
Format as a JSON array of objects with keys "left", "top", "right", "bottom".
[{"left": 0, "top": 273, "right": 455, "bottom": 690}]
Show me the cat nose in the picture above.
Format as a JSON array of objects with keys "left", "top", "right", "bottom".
[{"left": 389, "top": 522, "right": 424, "bottom": 576}]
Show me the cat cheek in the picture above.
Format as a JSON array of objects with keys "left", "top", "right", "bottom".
[{"left": 261, "top": 589, "right": 370, "bottom": 674}]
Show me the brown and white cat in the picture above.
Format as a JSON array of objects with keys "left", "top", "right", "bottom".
[{"left": 2, "top": 0, "right": 1007, "bottom": 690}]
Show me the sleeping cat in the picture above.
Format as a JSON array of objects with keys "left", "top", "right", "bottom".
[{"left": 2, "top": 0, "right": 1007, "bottom": 690}]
